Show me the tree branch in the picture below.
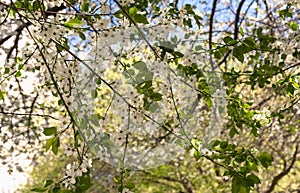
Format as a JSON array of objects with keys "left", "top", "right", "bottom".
[
  {"left": 208, "top": 0, "right": 218, "bottom": 51},
  {"left": 217, "top": 0, "right": 246, "bottom": 67},
  {"left": 265, "top": 142, "right": 299, "bottom": 193},
  {"left": 0, "top": 3, "right": 66, "bottom": 46},
  {"left": 208, "top": 0, "right": 218, "bottom": 70}
]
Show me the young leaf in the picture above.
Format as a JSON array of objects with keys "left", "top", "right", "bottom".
[
  {"left": 229, "top": 127, "right": 239, "bottom": 138},
  {"left": 43, "top": 127, "right": 57, "bottom": 136},
  {"left": 239, "top": 26, "right": 245, "bottom": 36},
  {"left": 133, "top": 61, "right": 147, "bottom": 71},
  {"left": 289, "top": 21, "right": 298, "bottom": 31},
  {"left": 223, "top": 36, "right": 237, "bottom": 45},
  {"left": 52, "top": 137, "right": 60, "bottom": 155},
  {"left": 90, "top": 114, "right": 100, "bottom": 127},
  {"left": 129, "top": 6, "right": 138, "bottom": 16},
  {"left": 125, "top": 181, "right": 135, "bottom": 190},
  {"left": 233, "top": 46, "right": 244, "bottom": 63},
  {"left": 150, "top": 93, "right": 162, "bottom": 101},
  {"left": 133, "top": 14, "right": 149, "bottom": 24},
  {"left": 232, "top": 176, "right": 242, "bottom": 193},
  {"left": 45, "top": 137, "right": 54, "bottom": 152},
  {"left": 64, "top": 18, "right": 84, "bottom": 28},
  {"left": 78, "top": 31, "right": 86, "bottom": 40},
  {"left": 193, "top": 149, "right": 201, "bottom": 161},
  {"left": 43, "top": 179, "right": 54, "bottom": 187},
  {"left": 243, "top": 37, "right": 257, "bottom": 49},
  {"left": 258, "top": 152, "right": 274, "bottom": 168},
  {"left": 246, "top": 173, "right": 261, "bottom": 187},
  {"left": 30, "top": 187, "right": 48, "bottom": 192}
]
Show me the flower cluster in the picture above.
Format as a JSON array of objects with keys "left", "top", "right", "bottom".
[
  {"left": 63, "top": 157, "right": 92, "bottom": 188},
  {"left": 252, "top": 107, "right": 271, "bottom": 124}
]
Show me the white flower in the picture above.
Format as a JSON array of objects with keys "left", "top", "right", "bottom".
[
  {"left": 252, "top": 107, "right": 271, "bottom": 123},
  {"left": 70, "top": 177, "right": 76, "bottom": 184},
  {"left": 75, "top": 169, "right": 82, "bottom": 176},
  {"left": 62, "top": 144, "right": 76, "bottom": 156}
]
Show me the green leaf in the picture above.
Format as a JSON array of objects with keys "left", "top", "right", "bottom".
[
  {"left": 193, "top": 149, "right": 201, "bottom": 161},
  {"left": 64, "top": 18, "right": 84, "bottom": 28},
  {"left": 229, "top": 127, "right": 239, "bottom": 138},
  {"left": 133, "top": 61, "right": 147, "bottom": 71},
  {"left": 58, "top": 99, "right": 63, "bottom": 106},
  {"left": 287, "top": 83, "right": 295, "bottom": 96},
  {"left": 30, "top": 187, "right": 48, "bottom": 192},
  {"left": 220, "top": 141, "right": 228, "bottom": 149},
  {"left": 129, "top": 6, "right": 138, "bottom": 16},
  {"left": 133, "top": 14, "right": 149, "bottom": 24},
  {"left": 281, "top": 53, "right": 287, "bottom": 60},
  {"left": 173, "top": 51, "right": 184, "bottom": 58},
  {"left": 95, "top": 77, "right": 101, "bottom": 85},
  {"left": 63, "top": 40, "right": 70, "bottom": 51},
  {"left": 0, "top": 90, "right": 5, "bottom": 101},
  {"left": 256, "top": 27, "right": 263, "bottom": 39},
  {"left": 239, "top": 26, "right": 244, "bottom": 36},
  {"left": 4, "top": 67, "right": 10, "bottom": 74},
  {"left": 113, "top": 10, "right": 123, "bottom": 19},
  {"left": 206, "top": 97, "right": 212, "bottom": 107},
  {"left": 50, "top": 186, "right": 60, "bottom": 193},
  {"left": 233, "top": 46, "right": 244, "bottom": 63},
  {"left": 91, "top": 89, "right": 98, "bottom": 99},
  {"left": 43, "top": 127, "right": 57, "bottom": 136},
  {"left": 258, "top": 152, "right": 274, "bottom": 168},
  {"left": 243, "top": 37, "right": 257, "bottom": 49},
  {"left": 32, "top": 1, "right": 40, "bottom": 10},
  {"left": 16, "top": 71, "right": 22, "bottom": 78},
  {"left": 114, "top": 176, "right": 121, "bottom": 184},
  {"left": 150, "top": 93, "right": 162, "bottom": 101},
  {"left": 144, "top": 71, "right": 154, "bottom": 81},
  {"left": 214, "top": 50, "right": 222, "bottom": 59},
  {"left": 76, "top": 172, "right": 92, "bottom": 191},
  {"left": 90, "top": 114, "right": 100, "bottom": 127},
  {"left": 43, "top": 179, "right": 54, "bottom": 187},
  {"left": 289, "top": 21, "right": 298, "bottom": 31},
  {"left": 78, "top": 31, "right": 86, "bottom": 40},
  {"left": 82, "top": 2, "right": 89, "bottom": 12},
  {"left": 232, "top": 176, "right": 242, "bottom": 193},
  {"left": 52, "top": 137, "right": 60, "bottom": 155},
  {"left": 45, "top": 137, "right": 54, "bottom": 152},
  {"left": 149, "top": 102, "right": 159, "bottom": 113},
  {"left": 211, "top": 140, "right": 220, "bottom": 147},
  {"left": 195, "top": 45, "right": 203, "bottom": 51},
  {"left": 246, "top": 173, "right": 261, "bottom": 187},
  {"left": 223, "top": 36, "right": 237, "bottom": 45},
  {"left": 125, "top": 181, "right": 135, "bottom": 190},
  {"left": 279, "top": 8, "right": 293, "bottom": 19},
  {"left": 56, "top": 44, "right": 64, "bottom": 53}
]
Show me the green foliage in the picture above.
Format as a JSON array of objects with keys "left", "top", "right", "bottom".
[
  {"left": 74, "top": 171, "right": 93, "bottom": 193},
  {"left": 64, "top": 18, "right": 84, "bottom": 28},
  {"left": 258, "top": 152, "right": 274, "bottom": 169},
  {"left": 43, "top": 127, "right": 57, "bottom": 136},
  {"left": 45, "top": 136, "right": 60, "bottom": 155}
]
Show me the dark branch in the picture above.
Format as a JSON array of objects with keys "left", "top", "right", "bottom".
[
  {"left": 217, "top": 0, "right": 246, "bottom": 67},
  {"left": 208, "top": 0, "right": 218, "bottom": 70},
  {"left": 234, "top": 0, "right": 246, "bottom": 40},
  {"left": 208, "top": 0, "right": 218, "bottom": 51},
  {"left": 0, "top": 4, "right": 66, "bottom": 46},
  {"left": 265, "top": 143, "right": 299, "bottom": 193}
]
